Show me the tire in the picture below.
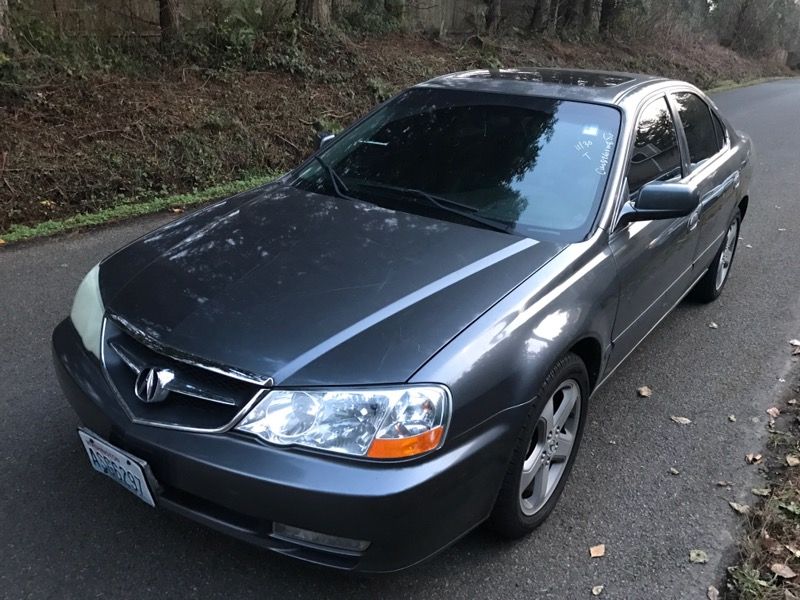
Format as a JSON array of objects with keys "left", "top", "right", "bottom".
[
  {"left": 690, "top": 209, "right": 741, "bottom": 303},
  {"left": 488, "top": 353, "right": 589, "bottom": 539}
]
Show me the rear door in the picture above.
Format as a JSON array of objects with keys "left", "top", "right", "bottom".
[
  {"left": 668, "top": 90, "right": 737, "bottom": 270},
  {"left": 607, "top": 94, "right": 698, "bottom": 370}
]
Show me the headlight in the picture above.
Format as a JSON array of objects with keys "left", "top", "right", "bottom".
[
  {"left": 235, "top": 385, "right": 451, "bottom": 459},
  {"left": 70, "top": 264, "right": 104, "bottom": 358}
]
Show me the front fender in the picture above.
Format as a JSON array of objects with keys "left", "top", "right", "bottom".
[{"left": 410, "top": 232, "right": 618, "bottom": 443}]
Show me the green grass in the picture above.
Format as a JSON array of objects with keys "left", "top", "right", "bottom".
[
  {"left": 706, "top": 76, "right": 789, "bottom": 93},
  {"left": 0, "top": 172, "right": 279, "bottom": 245}
]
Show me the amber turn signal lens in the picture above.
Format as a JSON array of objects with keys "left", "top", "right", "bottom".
[{"left": 366, "top": 426, "right": 444, "bottom": 459}]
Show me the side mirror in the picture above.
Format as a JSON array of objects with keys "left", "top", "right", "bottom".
[
  {"left": 316, "top": 130, "right": 335, "bottom": 150},
  {"left": 617, "top": 182, "right": 699, "bottom": 229}
]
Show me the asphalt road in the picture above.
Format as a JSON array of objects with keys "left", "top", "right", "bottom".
[{"left": 2, "top": 79, "right": 800, "bottom": 600}]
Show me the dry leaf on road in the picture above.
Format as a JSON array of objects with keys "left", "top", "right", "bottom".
[
  {"left": 707, "top": 586, "right": 720, "bottom": 600},
  {"left": 590, "top": 544, "right": 606, "bottom": 558},
  {"left": 0, "top": 239, "right": 6, "bottom": 246},
  {"left": 729, "top": 501, "right": 750, "bottom": 515},
  {"left": 771, "top": 563, "right": 797, "bottom": 579},
  {"left": 637, "top": 386, "right": 653, "bottom": 398},
  {"left": 671, "top": 416, "right": 692, "bottom": 425},
  {"left": 746, "top": 453, "right": 763, "bottom": 464},
  {"left": 708, "top": 322, "right": 718, "bottom": 329},
  {"left": 786, "top": 455, "right": 800, "bottom": 467},
  {"left": 786, "top": 545, "right": 800, "bottom": 558},
  {"left": 728, "top": 414, "right": 737, "bottom": 422},
  {"left": 752, "top": 488, "right": 771, "bottom": 497},
  {"left": 789, "top": 399, "right": 798, "bottom": 405},
  {"left": 591, "top": 585, "right": 604, "bottom": 596},
  {"left": 767, "top": 406, "right": 781, "bottom": 418},
  {"left": 790, "top": 339, "right": 800, "bottom": 347},
  {"left": 716, "top": 481, "right": 733, "bottom": 487},
  {"left": 670, "top": 467, "right": 680, "bottom": 476},
  {"left": 690, "top": 549, "right": 708, "bottom": 564}
]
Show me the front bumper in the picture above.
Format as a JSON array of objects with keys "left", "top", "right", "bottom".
[{"left": 52, "top": 318, "right": 525, "bottom": 572}]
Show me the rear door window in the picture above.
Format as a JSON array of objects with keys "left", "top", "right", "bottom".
[
  {"left": 628, "top": 97, "right": 682, "bottom": 195},
  {"left": 671, "top": 92, "right": 722, "bottom": 168}
]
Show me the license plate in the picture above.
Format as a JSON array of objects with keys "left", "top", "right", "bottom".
[{"left": 78, "top": 428, "right": 156, "bottom": 507}]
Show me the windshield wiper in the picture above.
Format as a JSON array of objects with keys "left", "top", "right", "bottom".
[
  {"left": 314, "top": 155, "right": 352, "bottom": 199},
  {"left": 356, "top": 182, "right": 512, "bottom": 234}
]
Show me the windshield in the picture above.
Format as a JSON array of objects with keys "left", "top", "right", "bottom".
[{"left": 291, "top": 88, "right": 620, "bottom": 241}]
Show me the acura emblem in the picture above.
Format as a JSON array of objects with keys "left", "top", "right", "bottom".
[{"left": 134, "top": 367, "right": 174, "bottom": 403}]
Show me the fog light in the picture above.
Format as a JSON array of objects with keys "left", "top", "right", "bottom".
[{"left": 272, "top": 522, "right": 370, "bottom": 552}]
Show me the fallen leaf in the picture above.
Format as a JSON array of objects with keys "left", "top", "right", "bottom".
[
  {"left": 690, "top": 549, "right": 708, "bottom": 564},
  {"left": 0, "top": 239, "right": 5, "bottom": 246},
  {"left": 670, "top": 467, "right": 680, "bottom": 476},
  {"left": 591, "top": 585, "right": 604, "bottom": 596},
  {"left": 794, "top": 347, "right": 800, "bottom": 356},
  {"left": 780, "top": 377, "right": 787, "bottom": 383},
  {"left": 729, "top": 501, "right": 750, "bottom": 515},
  {"left": 170, "top": 207, "right": 184, "bottom": 214},
  {"left": 765, "top": 536, "right": 785, "bottom": 555},
  {"left": 637, "top": 386, "right": 653, "bottom": 398},
  {"left": 745, "top": 244, "right": 753, "bottom": 248},
  {"left": 779, "top": 228, "right": 787, "bottom": 232},
  {"left": 752, "top": 487, "right": 771, "bottom": 497},
  {"left": 590, "top": 544, "right": 605, "bottom": 558},
  {"left": 786, "top": 545, "right": 800, "bottom": 558},
  {"left": 771, "top": 563, "right": 797, "bottom": 579},
  {"left": 671, "top": 416, "right": 692, "bottom": 425},
  {"left": 746, "top": 453, "right": 763, "bottom": 464},
  {"left": 780, "top": 502, "right": 800, "bottom": 516},
  {"left": 786, "top": 454, "right": 800, "bottom": 467},
  {"left": 790, "top": 339, "right": 800, "bottom": 347},
  {"left": 729, "top": 414, "right": 737, "bottom": 422},
  {"left": 707, "top": 586, "right": 720, "bottom": 600},
  {"left": 708, "top": 321, "right": 719, "bottom": 329},
  {"left": 767, "top": 407, "right": 781, "bottom": 418},
  {"left": 717, "top": 480, "right": 733, "bottom": 487},
  {"left": 789, "top": 399, "right": 798, "bottom": 405}
]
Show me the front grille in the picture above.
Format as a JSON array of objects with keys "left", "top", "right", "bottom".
[{"left": 101, "top": 318, "right": 263, "bottom": 431}]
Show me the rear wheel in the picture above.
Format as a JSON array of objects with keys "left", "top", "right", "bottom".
[
  {"left": 690, "top": 209, "right": 741, "bottom": 303},
  {"left": 488, "top": 353, "right": 588, "bottom": 538}
]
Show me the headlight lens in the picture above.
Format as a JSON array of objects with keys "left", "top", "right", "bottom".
[
  {"left": 70, "top": 264, "right": 104, "bottom": 358},
  {"left": 236, "top": 385, "right": 451, "bottom": 459}
]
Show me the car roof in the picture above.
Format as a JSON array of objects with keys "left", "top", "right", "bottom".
[{"left": 416, "top": 67, "right": 672, "bottom": 105}]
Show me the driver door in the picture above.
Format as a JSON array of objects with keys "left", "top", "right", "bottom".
[{"left": 607, "top": 95, "right": 699, "bottom": 371}]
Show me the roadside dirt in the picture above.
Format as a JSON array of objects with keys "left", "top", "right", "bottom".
[{"left": 0, "top": 31, "right": 791, "bottom": 232}]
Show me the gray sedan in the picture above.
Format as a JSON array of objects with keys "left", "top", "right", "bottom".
[{"left": 53, "top": 67, "right": 752, "bottom": 572}]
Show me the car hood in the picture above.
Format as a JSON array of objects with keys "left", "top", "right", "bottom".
[{"left": 100, "top": 184, "right": 565, "bottom": 386}]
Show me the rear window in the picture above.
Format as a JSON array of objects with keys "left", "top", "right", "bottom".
[{"left": 293, "top": 88, "right": 621, "bottom": 242}]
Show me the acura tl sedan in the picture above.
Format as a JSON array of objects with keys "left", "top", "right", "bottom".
[{"left": 53, "top": 68, "right": 752, "bottom": 572}]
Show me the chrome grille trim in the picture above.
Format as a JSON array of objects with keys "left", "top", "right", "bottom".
[
  {"left": 100, "top": 317, "right": 268, "bottom": 433},
  {"left": 106, "top": 313, "right": 273, "bottom": 387}
]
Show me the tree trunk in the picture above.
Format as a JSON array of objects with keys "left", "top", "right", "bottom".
[
  {"left": 582, "top": 0, "right": 595, "bottom": 31},
  {"left": 158, "top": 0, "right": 180, "bottom": 42},
  {"left": 563, "top": 0, "right": 584, "bottom": 29},
  {"left": 296, "top": 0, "right": 332, "bottom": 28},
  {"left": 0, "top": 0, "right": 12, "bottom": 47},
  {"left": 530, "top": 0, "right": 551, "bottom": 32},
  {"left": 485, "top": 0, "right": 501, "bottom": 33},
  {"left": 599, "top": 0, "right": 616, "bottom": 35}
]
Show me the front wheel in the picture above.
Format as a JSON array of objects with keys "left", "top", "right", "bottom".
[
  {"left": 488, "top": 353, "right": 589, "bottom": 539},
  {"left": 690, "top": 209, "right": 741, "bottom": 303}
]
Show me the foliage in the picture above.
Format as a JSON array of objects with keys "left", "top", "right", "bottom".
[{"left": 0, "top": 173, "right": 277, "bottom": 244}]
